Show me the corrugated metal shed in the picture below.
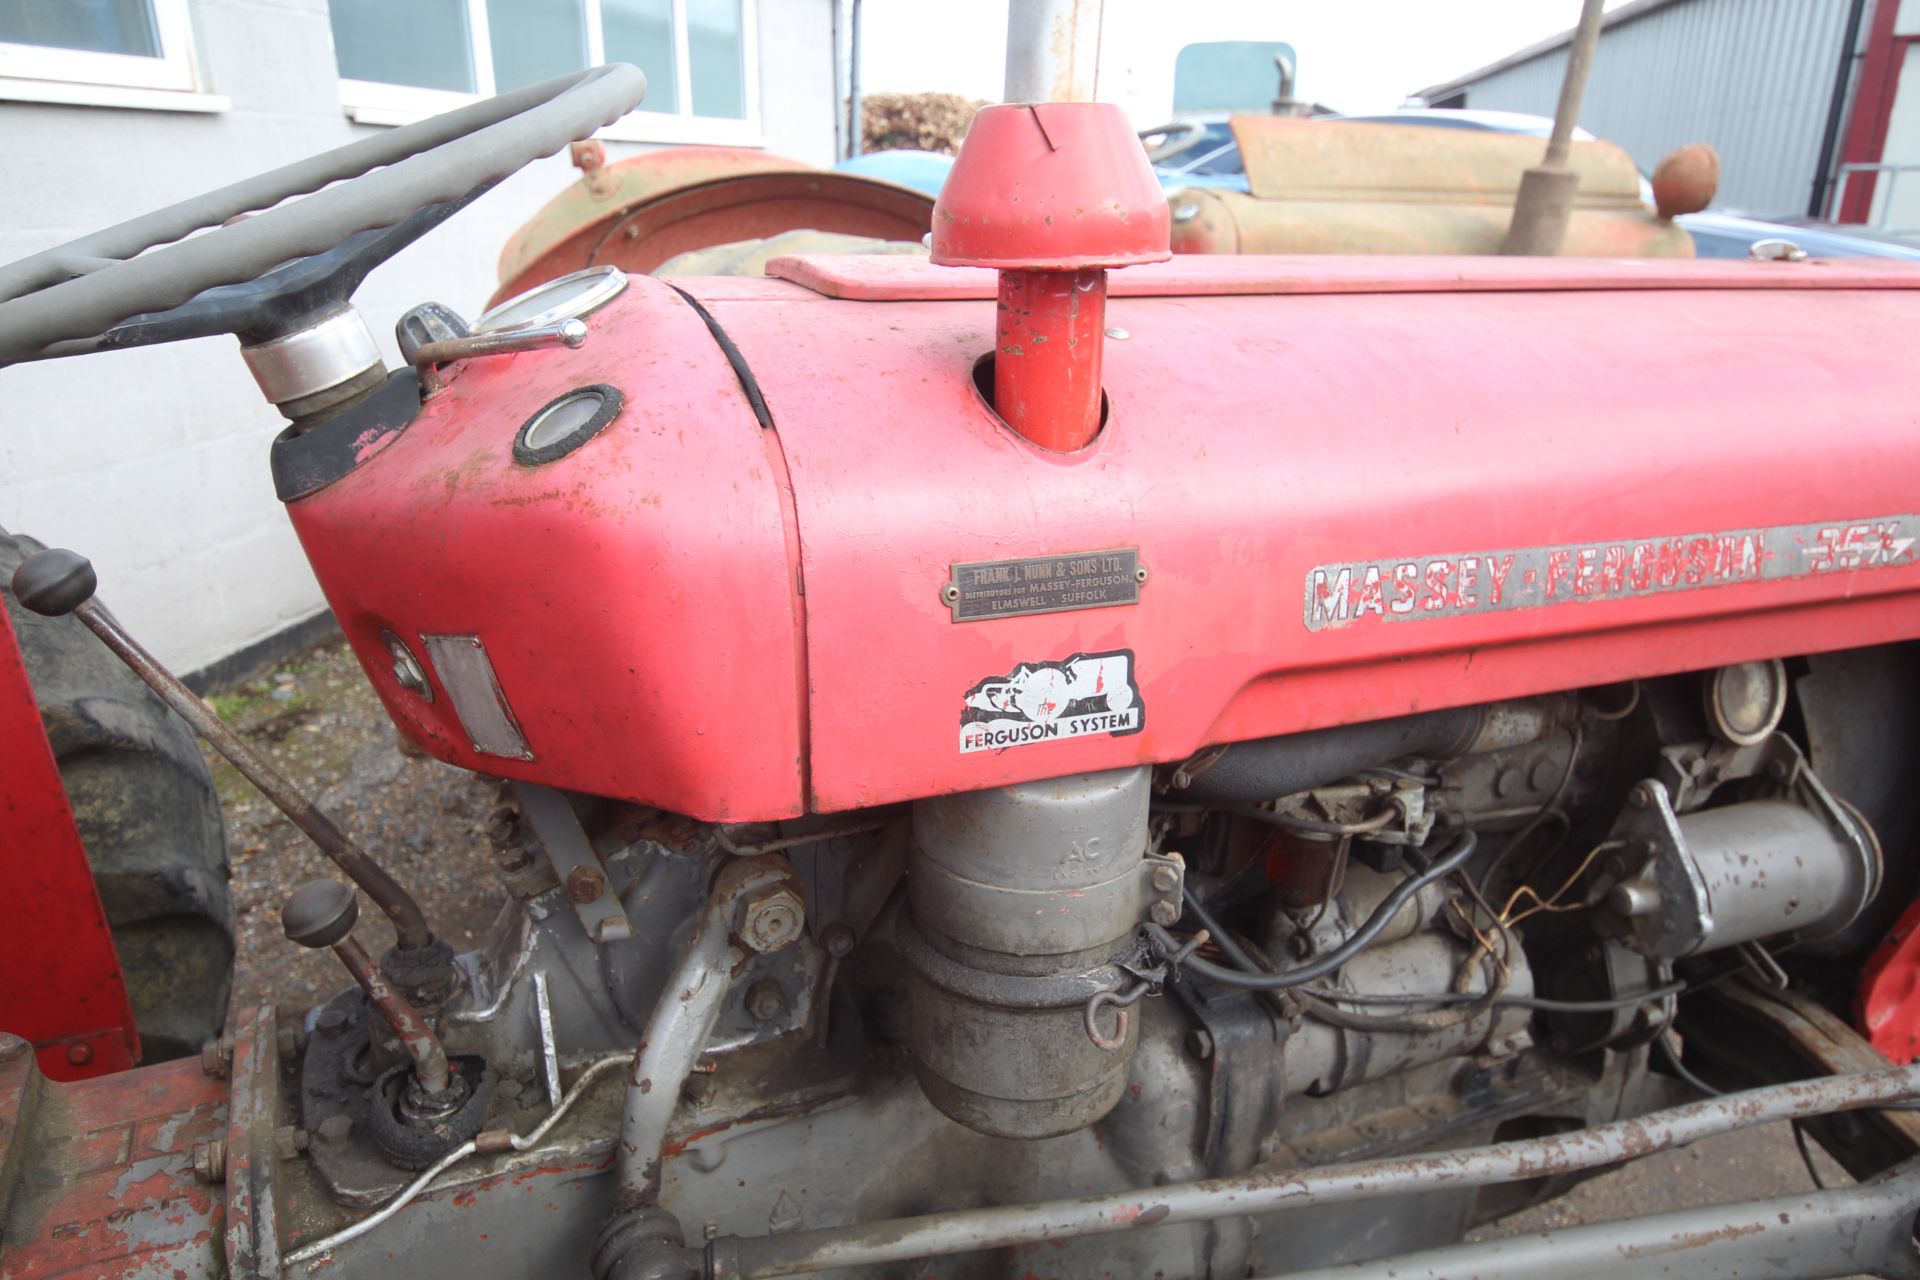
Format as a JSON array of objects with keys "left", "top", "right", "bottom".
[{"left": 1417, "top": 0, "right": 1860, "bottom": 215}]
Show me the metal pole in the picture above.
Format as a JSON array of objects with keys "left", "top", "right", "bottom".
[
  {"left": 74, "top": 599, "right": 436, "bottom": 951},
  {"left": 1501, "top": 0, "right": 1607, "bottom": 255},
  {"left": 707, "top": 1063, "right": 1920, "bottom": 1278},
  {"left": 1004, "top": 0, "right": 1104, "bottom": 103},
  {"left": 846, "top": 0, "right": 862, "bottom": 158},
  {"left": 1261, "top": 1172, "right": 1920, "bottom": 1280}
]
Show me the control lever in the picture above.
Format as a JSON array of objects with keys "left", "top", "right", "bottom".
[
  {"left": 10, "top": 547, "right": 436, "bottom": 952},
  {"left": 413, "top": 316, "right": 587, "bottom": 396},
  {"left": 283, "top": 880, "right": 450, "bottom": 1095}
]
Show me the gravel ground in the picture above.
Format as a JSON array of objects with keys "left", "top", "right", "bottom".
[
  {"left": 206, "top": 637, "right": 503, "bottom": 1013},
  {"left": 209, "top": 636, "right": 1862, "bottom": 1250}
]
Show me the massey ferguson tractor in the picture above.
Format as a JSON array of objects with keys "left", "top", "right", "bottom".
[{"left": 9, "top": 59, "right": 1920, "bottom": 1280}]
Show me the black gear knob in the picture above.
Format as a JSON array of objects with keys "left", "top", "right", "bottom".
[
  {"left": 11, "top": 547, "right": 97, "bottom": 617},
  {"left": 283, "top": 878, "right": 360, "bottom": 949}
]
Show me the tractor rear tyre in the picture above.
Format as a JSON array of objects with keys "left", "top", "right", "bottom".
[{"left": 0, "top": 530, "right": 233, "bottom": 1062}]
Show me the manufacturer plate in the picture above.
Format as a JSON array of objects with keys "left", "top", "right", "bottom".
[{"left": 947, "top": 548, "right": 1141, "bottom": 622}]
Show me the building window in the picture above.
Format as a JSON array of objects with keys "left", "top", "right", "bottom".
[
  {"left": 329, "top": 0, "right": 757, "bottom": 142},
  {"left": 0, "top": 0, "right": 219, "bottom": 108}
]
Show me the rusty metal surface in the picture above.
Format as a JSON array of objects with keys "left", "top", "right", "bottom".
[
  {"left": 1262, "top": 1170, "right": 1920, "bottom": 1279},
  {"left": 707, "top": 1063, "right": 1920, "bottom": 1277},
  {"left": 497, "top": 146, "right": 810, "bottom": 289},
  {"left": 70, "top": 596, "right": 434, "bottom": 953},
  {"left": 0, "top": 602, "right": 139, "bottom": 1081},
  {"left": 0, "top": 1030, "right": 225, "bottom": 1279},
  {"left": 1699, "top": 978, "right": 1920, "bottom": 1168},
  {"left": 221, "top": 1007, "right": 281, "bottom": 1279},
  {"left": 1168, "top": 187, "right": 1695, "bottom": 258},
  {"left": 1231, "top": 117, "right": 1644, "bottom": 207},
  {"left": 335, "top": 939, "right": 450, "bottom": 1095},
  {"left": 1164, "top": 116, "right": 1693, "bottom": 259},
  {"left": 495, "top": 170, "right": 934, "bottom": 302}
]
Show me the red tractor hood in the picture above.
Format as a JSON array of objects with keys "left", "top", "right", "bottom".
[{"left": 285, "top": 255, "right": 1920, "bottom": 820}]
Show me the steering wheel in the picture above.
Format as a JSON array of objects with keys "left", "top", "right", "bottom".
[{"left": 0, "top": 64, "right": 646, "bottom": 368}]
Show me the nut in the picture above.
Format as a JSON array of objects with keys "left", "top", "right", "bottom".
[
  {"left": 274, "top": 1125, "right": 310, "bottom": 1161},
  {"left": 200, "top": 1037, "right": 232, "bottom": 1079},
  {"left": 739, "top": 884, "right": 806, "bottom": 953},
  {"left": 192, "top": 1138, "right": 228, "bottom": 1184},
  {"left": 566, "top": 865, "right": 607, "bottom": 904},
  {"left": 745, "top": 978, "right": 787, "bottom": 1022}
]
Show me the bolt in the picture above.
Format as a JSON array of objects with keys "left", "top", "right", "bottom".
[
  {"left": 316, "top": 1114, "right": 354, "bottom": 1148},
  {"left": 1768, "top": 758, "right": 1792, "bottom": 781},
  {"left": 1287, "top": 933, "right": 1315, "bottom": 960},
  {"left": 739, "top": 883, "right": 806, "bottom": 953},
  {"left": 682, "top": 1075, "right": 716, "bottom": 1106},
  {"left": 66, "top": 1042, "right": 92, "bottom": 1067},
  {"left": 1149, "top": 899, "right": 1180, "bottom": 926},
  {"left": 566, "top": 865, "right": 607, "bottom": 904},
  {"left": 0, "top": 1036, "right": 27, "bottom": 1064},
  {"left": 1186, "top": 1028, "right": 1214, "bottom": 1060},
  {"left": 192, "top": 1138, "right": 228, "bottom": 1185},
  {"left": 1630, "top": 783, "right": 1655, "bottom": 809},
  {"left": 277, "top": 1024, "right": 305, "bottom": 1061},
  {"left": 317, "top": 1007, "right": 348, "bottom": 1034},
  {"left": 1151, "top": 865, "right": 1180, "bottom": 893},
  {"left": 201, "top": 1037, "right": 232, "bottom": 1079},
  {"left": 274, "top": 1125, "right": 310, "bottom": 1162},
  {"left": 821, "top": 923, "right": 856, "bottom": 957},
  {"left": 745, "top": 978, "right": 787, "bottom": 1022}
]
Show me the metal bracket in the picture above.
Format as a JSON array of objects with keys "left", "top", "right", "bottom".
[{"left": 514, "top": 783, "right": 633, "bottom": 943}]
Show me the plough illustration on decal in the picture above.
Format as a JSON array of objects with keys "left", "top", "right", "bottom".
[{"left": 960, "top": 650, "right": 1142, "bottom": 752}]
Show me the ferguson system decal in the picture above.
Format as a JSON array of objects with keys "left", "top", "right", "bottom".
[
  {"left": 961, "top": 651, "right": 1143, "bottom": 753},
  {"left": 1304, "top": 517, "right": 1920, "bottom": 632}
]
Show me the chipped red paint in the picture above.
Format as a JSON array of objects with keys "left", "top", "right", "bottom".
[
  {"left": 285, "top": 254, "right": 1920, "bottom": 819},
  {"left": 0, "top": 1044, "right": 224, "bottom": 1278},
  {"left": 0, "top": 602, "right": 139, "bottom": 1081}
]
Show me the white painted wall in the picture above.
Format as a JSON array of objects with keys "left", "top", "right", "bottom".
[{"left": 0, "top": 0, "right": 833, "bottom": 676}]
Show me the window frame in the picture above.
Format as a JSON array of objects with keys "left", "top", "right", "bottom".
[
  {"left": 0, "top": 0, "right": 225, "bottom": 110},
  {"left": 338, "top": 0, "right": 762, "bottom": 146}
]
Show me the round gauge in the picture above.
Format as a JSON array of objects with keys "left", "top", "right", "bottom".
[
  {"left": 472, "top": 265, "right": 628, "bottom": 335},
  {"left": 513, "top": 384, "right": 625, "bottom": 466}
]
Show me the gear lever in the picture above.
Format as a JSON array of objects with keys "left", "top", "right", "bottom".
[
  {"left": 11, "top": 546, "right": 436, "bottom": 952},
  {"left": 282, "top": 879, "right": 450, "bottom": 1095}
]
